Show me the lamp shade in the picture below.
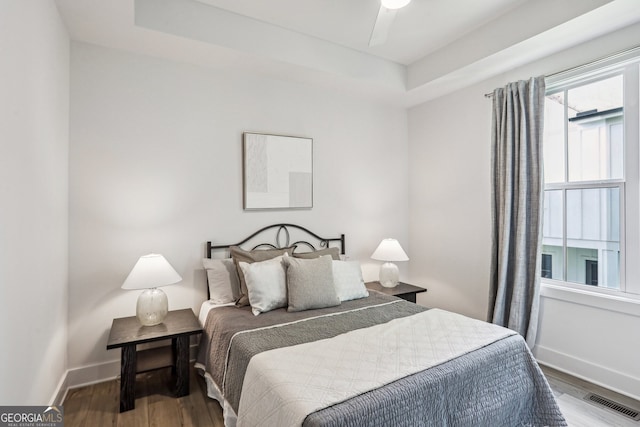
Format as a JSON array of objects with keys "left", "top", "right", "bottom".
[
  {"left": 381, "top": 0, "right": 411, "bottom": 10},
  {"left": 122, "top": 253, "right": 182, "bottom": 290},
  {"left": 371, "top": 239, "right": 409, "bottom": 262}
]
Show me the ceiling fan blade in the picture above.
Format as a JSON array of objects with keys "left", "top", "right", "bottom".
[{"left": 369, "top": 6, "right": 398, "bottom": 47}]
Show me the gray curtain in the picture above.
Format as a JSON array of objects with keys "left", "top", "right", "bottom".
[{"left": 488, "top": 76, "right": 546, "bottom": 348}]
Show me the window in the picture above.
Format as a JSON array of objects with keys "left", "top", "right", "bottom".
[
  {"left": 541, "top": 254, "right": 553, "bottom": 279},
  {"left": 585, "top": 260, "right": 598, "bottom": 286},
  {"left": 541, "top": 58, "right": 640, "bottom": 296}
]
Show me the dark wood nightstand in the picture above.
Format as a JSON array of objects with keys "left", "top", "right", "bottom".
[
  {"left": 106, "top": 308, "right": 202, "bottom": 412},
  {"left": 365, "top": 281, "right": 427, "bottom": 303}
]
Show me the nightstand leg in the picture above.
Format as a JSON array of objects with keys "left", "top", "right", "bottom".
[
  {"left": 120, "top": 344, "right": 137, "bottom": 412},
  {"left": 171, "top": 338, "right": 177, "bottom": 376},
  {"left": 403, "top": 294, "right": 417, "bottom": 303},
  {"left": 175, "top": 335, "right": 189, "bottom": 397}
]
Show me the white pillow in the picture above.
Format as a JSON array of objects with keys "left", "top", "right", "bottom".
[
  {"left": 239, "top": 256, "right": 287, "bottom": 316},
  {"left": 332, "top": 260, "right": 369, "bottom": 301},
  {"left": 202, "top": 258, "right": 241, "bottom": 304}
]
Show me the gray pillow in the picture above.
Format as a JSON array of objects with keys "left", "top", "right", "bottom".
[
  {"left": 293, "top": 247, "right": 341, "bottom": 260},
  {"left": 202, "top": 258, "right": 240, "bottom": 304},
  {"left": 231, "top": 246, "right": 294, "bottom": 306},
  {"left": 285, "top": 255, "right": 340, "bottom": 312}
]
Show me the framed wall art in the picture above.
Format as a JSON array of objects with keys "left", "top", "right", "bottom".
[{"left": 243, "top": 132, "right": 313, "bottom": 210}]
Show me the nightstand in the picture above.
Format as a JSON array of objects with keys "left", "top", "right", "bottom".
[
  {"left": 106, "top": 308, "right": 202, "bottom": 412},
  {"left": 365, "top": 281, "right": 427, "bottom": 303}
]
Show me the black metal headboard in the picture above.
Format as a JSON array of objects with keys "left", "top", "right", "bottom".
[{"left": 206, "top": 223, "right": 345, "bottom": 258}]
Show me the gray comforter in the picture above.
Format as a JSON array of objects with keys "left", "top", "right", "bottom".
[{"left": 196, "top": 293, "right": 566, "bottom": 426}]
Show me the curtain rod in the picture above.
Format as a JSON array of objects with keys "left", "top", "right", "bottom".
[{"left": 483, "top": 44, "right": 640, "bottom": 98}]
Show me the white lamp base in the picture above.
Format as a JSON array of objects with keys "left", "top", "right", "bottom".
[
  {"left": 136, "top": 288, "right": 168, "bottom": 326},
  {"left": 379, "top": 262, "right": 400, "bottom": 288}
]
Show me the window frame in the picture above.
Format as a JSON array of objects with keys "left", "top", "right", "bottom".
[{"left": 541, "top": 61, "right": 640, "bottom": 297}]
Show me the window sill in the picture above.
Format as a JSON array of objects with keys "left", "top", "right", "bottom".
[{"left": 540, "top": 281, "right": 640, "bottom": 317}]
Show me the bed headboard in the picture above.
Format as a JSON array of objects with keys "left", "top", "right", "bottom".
[{"left": 206, "top": 223, "right": 345, "bottom": 258}]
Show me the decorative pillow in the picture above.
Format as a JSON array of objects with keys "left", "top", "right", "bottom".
[
  {"left": 231, "top": 246, "right": 294, "bottom": 306},
  {"left": 293, "top": 247, "right": 341, "bottom": 260},
  {"left": 332, "top": 260, "right": 369, "bottom": 302},
  {"left": 239, "top": 257, "right": 287, "bottom": 316},
  {"left": 284, "top": 254, "right": 340, "bottom": 312},
  {"left": 202, "top": 258, "right": 241, "bottom": 304}
]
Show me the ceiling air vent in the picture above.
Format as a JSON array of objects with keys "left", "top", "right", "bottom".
[{"left": 584, "top": 393, "right": 640, "bottom": 421}]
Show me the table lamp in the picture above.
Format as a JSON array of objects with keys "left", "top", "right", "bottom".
[
  {"left": 371, "top": 238, "right": 409, "bottom": 288},
  {"left": 122, "top": 253, "right": 182, "bottom": 326}
]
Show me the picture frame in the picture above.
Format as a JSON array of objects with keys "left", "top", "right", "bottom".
[{"left": 243, "top": 132, "right": 313, "bottom": 210}]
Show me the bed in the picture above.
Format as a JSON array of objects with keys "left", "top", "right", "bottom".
[{"left": 195, "top": 224, "right": 566, "bottom": 427}]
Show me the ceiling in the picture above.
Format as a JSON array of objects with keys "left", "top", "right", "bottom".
[
  {"left": 55, "top": 0, "right": 640, "bottom": 107},
  {"left": 192, "top": 0, "right": 527, "bottom": 65}
]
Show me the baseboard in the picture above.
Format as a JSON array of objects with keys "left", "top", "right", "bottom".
[
  {"left": 50, "top": 370, "right": 70, "bottom": 406},
  {"left": 54, "top": 344, "right": 200, "bottom": 404},
  {"left": 535, "top": 344, "right": 640, "bottom": 401}
]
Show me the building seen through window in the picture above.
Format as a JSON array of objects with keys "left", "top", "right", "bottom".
[{"left": 542, "top": 75, "right": 623, "bottom": 290}]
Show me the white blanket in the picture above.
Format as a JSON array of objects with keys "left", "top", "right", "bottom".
[{"left": 236, "top": 308, "right": 516, "bottom": 427}]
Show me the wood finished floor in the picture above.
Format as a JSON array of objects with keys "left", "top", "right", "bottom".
[
  {"left": 64, "top": 363, "right": 640, "bottom": 426},
  {"left": 542, "top": 365, "right": 640, "bottom": 427},
  {"left": 63, "top": 365, "right": 224, "bottom": 427}
]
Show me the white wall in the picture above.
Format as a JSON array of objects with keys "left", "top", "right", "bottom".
[
  {"left": 67, "top": 42, "right": 409, "bottom": 383},
  {"left": 408, "top": 87, "right": 491, "bottom": 320},
  {"left": 408, "top": 22, "right": 640, "bottom": 400},
  {"left": 0, "top": 1, "right": 69, "bottom": 404}
]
